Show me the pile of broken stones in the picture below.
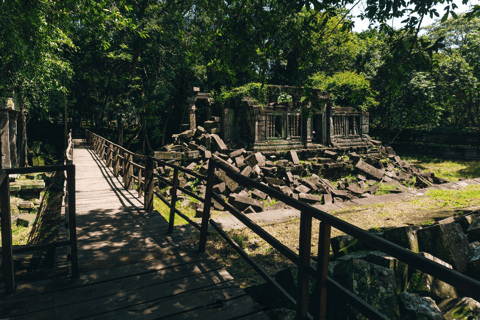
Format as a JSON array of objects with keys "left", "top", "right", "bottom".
[
  {"left": 159, "top": 126, "right": 447, "bottom": 216},
  {"left": 157, "top": 127, "right": 480, "bottom": 319}
]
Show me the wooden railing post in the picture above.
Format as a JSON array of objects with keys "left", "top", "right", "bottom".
[
  {"left": 199, "top": 160, "right": 215, "bottom": 253},
  {"left": 144, "top": 156, "right": 154, "bottom": 211},
  {"left": 137, "top": 168, "right": 143, "bottom": 198},
  {"left": 67, "top": 165, "right": 79, "bottom": 279},
  {"left": 297, "top": 212, "right": 312, "bottom": 319},
  {"left": 113, "top": 147, "right": 120, "bottom": 177},
  {"left": 168, "top": 168, "right": 179, "bottom": 233},
  {"left": 106, "top": 144, "right": 112, "bottom": 168},
  {"left": 1, "top": 170, "right": 15, "bottom": 293},
  {"left": 100, "top": 139, "right": 105, "bottom": 159},
  {"left": 315, "top": 222, "right": 332, "bottom": 320},
  {"left": 124, "top": 153, "right": 134, "bottom": 190}
]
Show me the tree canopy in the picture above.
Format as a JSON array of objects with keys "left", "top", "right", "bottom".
[{"left": 1, "top": 0, "right": 479, "bottom": 149}]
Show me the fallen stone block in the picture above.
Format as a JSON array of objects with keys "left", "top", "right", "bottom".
[
  {"left": 229, "top": 148, "right": 245, "bottom": 158},
  {"left": 213, "top": 182, "right": 226, "bottom": 194},
  {"left": 330, "top": 259, "right": 399, "bottom": 320},
  {"left": 324, "top": 150, "right": 338, "bottom": 160},
  {"left": 252, "top": 189, "right": 268, "bottom": 200},
  {"left": 286, "top": 172, "right": 294, "bottom": 184},
  {"left": 384, "top": 225, "right": 421, "bottom": 253},
  {"left": 298, "top": 193, "right": 321, "bottom": 204},
  {"left": 459, "top": 213, "right": 479, "bottom": 232},
  {"left": 265, "top": 177, "right": 284, "bottom": 186},
  {"left": 323, "top": 193, "right": 332, "bottom": 205},
  {"left": 356, "top": 159, "right": 385, "bottom": 180},
  {"left": 234, "top": 155, "right": 246, "bottom": 169},
  {"left": 18, "top": 201, "right": 34, "bottom": 210},
  {"left": 408, "top": 252, "right": 458, "bottom": 301},
  {"left": 294, "top": 185, "right": 310, "bottom": 194},
  {"left": 211, "top": 134, "right": 227, "bottom": 151},
  {"left": 215, "top": 168, "right": 241, "bottom": 193},
  {"left": 246, "top": 152, "right": 266, "bottom": 167},
  {"left": 347, "top": 184, "right": 364, "bottom": 195},
  {"left": 288, "top": 150, "right": 300, "bottom": 165},
  {"left": 398, "top": 292, "right": 444, "bottom": 320},
  {"left": 240, "top": 166, "right": 252, "bottom": 178},
  {"left": 231, "top": 194, "right": 264, "bottom": 212},
  {"left": 301, "top": 179, "right": 318, "bottom": 191},
  {"left": 16, "top": 214, "right": 37, "bottom": 227},
  {"left": 279, "top": 186, "right": 293, "bottom": 197},
  {"left": 364, "top": 251, "right": 409, "bottom": 294},
  {"left": 439, "top": 297, "right": 480, "bottom": 320},
  {"left": 213, "top": 155, "right": 240, "bottom": 173},
  {"left": 417, "top": 223, "right": 472, "bottom": 272}
]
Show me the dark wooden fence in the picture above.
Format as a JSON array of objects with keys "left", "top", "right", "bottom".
[
  {"left": 85, "top": 130, "right": 480, "bottom": 320},
  {"left": 1, "top": 133, "right": 78, "bottom": 294}
]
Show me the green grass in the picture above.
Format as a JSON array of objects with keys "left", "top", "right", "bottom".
[
  {"left": 153, "top": 195, "right": 198, "bottom": 225},
  {"left": 405, "top": 156, "right": 480, "bottom": 182},
  {"left": 425, "top": 185, "right": 480, "bottom": 208}
]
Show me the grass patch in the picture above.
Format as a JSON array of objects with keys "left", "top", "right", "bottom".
[
  {"left": 405, "top": 156, "right": 480, "bottom": 182},
  {"left": 425, "top": 185, "right": 480, "bottom": 208}
]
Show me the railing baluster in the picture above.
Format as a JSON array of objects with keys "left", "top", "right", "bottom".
[
  {"left": 168, "top": 168, "right": 179, "bottom": 233},
  {"left": 1, "top": 170, "right": 15, "bottom": 293},
  {"left": 138, "top": 168, "right": 143, "bottom": 198},
  {"left": 315, "top": 222, "right": 331, "bottom": 320},
  {"left": 297, "top": 212, "right": 312, "bottom": 320},
  {"left": 67, "top": 165, "right": 79, "bottom": 279},
  {"left": 199, "top": 160, "right": 215, "bottom": 253},
  {"left": 113, "top": 147, "right": 120, "bottom": 177},
  {"left": 106, "top": 144, "right": 112, "bottom": 168},
  {"left": 126, "top": 153, "right": 134, "bottom": 190},
  {"left": 144, "top": 156, "right": 154, "bottom": 211}
]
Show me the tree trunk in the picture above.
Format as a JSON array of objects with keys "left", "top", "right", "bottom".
[
  {"left": 17, "top": 92, "right": 27, "bottom": 167},
  {"left": 118, "top": 118, "right": 124, "bottom": 146}
]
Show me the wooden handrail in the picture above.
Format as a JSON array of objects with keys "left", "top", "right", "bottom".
[{"left": 1, "top": 164, "right": 79, "bottom": 294}]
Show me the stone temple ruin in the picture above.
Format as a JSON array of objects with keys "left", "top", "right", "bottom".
[{"left": 185, "top": 85, "right": 370, "bottom": 152}]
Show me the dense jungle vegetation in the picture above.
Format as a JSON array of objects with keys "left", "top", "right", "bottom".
[{"left": 1, "top": 0, "right": 480, "bottom": 154}]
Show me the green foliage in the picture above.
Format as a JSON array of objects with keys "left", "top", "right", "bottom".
[
  {"left": 212, "top": 83, "right": 269, "bottom": 106},
  {"left": 310, "top": 71, "right": 378, "bottom": 111}
]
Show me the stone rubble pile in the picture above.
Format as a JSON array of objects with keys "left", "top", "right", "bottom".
[
  {"left": 156, "top": 126, "right": 448, "bottom": 215},
  {"left": 325, "top": 211, "right": 480, "bottom": 319},
  {"left": 3, "top": 173, "right": 45, "bottom": 227},
  {"left": 246, "top": 211, "right": 480, "bottom": 319}
]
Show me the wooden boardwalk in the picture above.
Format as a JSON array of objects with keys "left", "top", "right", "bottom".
[{"left": 0, "top": 139, "right": 267, "bottom": 320}]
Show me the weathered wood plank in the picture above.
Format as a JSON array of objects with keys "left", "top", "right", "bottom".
[{"left": 1, "top": 260, "right": 225, "bottom": 318}]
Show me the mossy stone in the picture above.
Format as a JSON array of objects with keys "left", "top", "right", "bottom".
[{"left": 439, "top": 297, "right": 480, "bottom": 320}]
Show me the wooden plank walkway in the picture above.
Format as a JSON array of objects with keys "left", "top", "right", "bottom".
[{"left": 0, "top": 139, "right": 267, "bottom": 320}]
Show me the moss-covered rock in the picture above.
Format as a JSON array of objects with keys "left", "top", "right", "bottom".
[
  {"left": 364, "top": 251, "right": 409, "bottom": 294},
  {"left": 330, "top": 258, "right": 400, "bottom": 320},
  {"left": 408, "top": 252, "right": 458, "bottom": 302},
  {"left": 384, "top": 226, "right": 421, "bottom": 253},
  {"left": 417, "top": 223, "right": 472, "bottom": 272},
  {"left": 438, "top": 297, "right": 480, "bottom": 320},
  {"left": 398, "top": 292, "right": 444, "bottom": 320}
]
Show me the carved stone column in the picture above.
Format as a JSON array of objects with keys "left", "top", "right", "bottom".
[
  {"left": 9, "top": 110, "right": 18, "bottom": 168},
  {"left": 0, "top": 109, "right": 11, "bottom": 168},
  {"left": 188, "top": 97, "right": 196, "bottom": 130}
]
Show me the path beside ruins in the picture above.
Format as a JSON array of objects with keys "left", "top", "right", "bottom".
[{"left": 0, "top": 139, "right": 268, "bottom": 320}]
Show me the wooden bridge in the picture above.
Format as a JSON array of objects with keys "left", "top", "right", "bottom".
[
  {"left": 0, "top": 138, "right": 267, "bottom": 319},
  {"left": 3, "top": 131, "right": 480, "bottom": 320}
]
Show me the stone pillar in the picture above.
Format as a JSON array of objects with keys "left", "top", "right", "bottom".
[
  {"left": 9, "top": 110, "right": 18, "bottom": 168},
  {"left": 188, "top": 97, "right": 196, "bottom": 130},
  {"left": 0, "top": 109, "right": 11, "bottom": 168},
  {"left": 305, "top": 117, "right": 313, "bottom": 148}
]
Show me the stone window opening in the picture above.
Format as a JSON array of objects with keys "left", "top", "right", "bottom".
[
  {"left": 266, "top": 114, "right": 285, "bottom": 139},
  {"left": 287, "top": 114, "right": 300, "bottom": 139}
]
